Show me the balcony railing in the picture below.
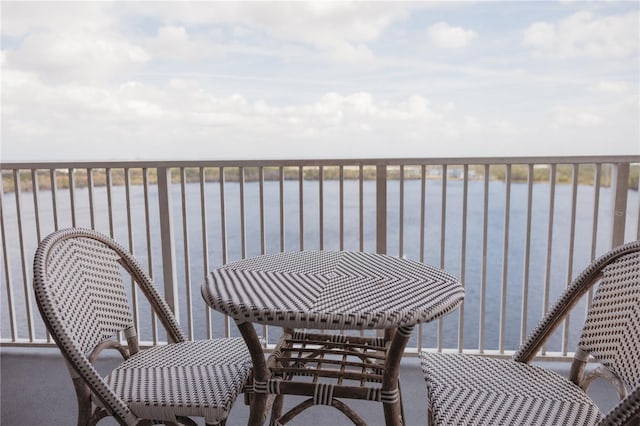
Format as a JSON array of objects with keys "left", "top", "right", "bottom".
[{"left": 2, "top": 156, "right": 639, "bottom": 360}]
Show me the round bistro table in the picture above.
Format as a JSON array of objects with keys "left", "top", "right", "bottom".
[{"left": 201, "top": 250, "right": 464, "bottom": 425}]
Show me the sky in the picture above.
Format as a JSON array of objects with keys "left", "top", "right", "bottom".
[{"left": 1, "top": 1, "right": 639, "bottom": 162}]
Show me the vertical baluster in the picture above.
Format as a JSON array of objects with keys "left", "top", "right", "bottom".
[
  {"left": 219, "top": 167, "right": 228, "bottom": 264},
  {"left": 610, "top": 163, "right": 630, "bottom": 247},
  {"left": 541, "top": 164, "right": 556, "bottom": 354},
  {"left": 30, "top": 168, "right": 49, "bottom": 340},
  {"left": 319, "top": 166, "right": 324, "bottom": 250},
  {"left": 124, "top": 168, "right": 140, "bottom": 336},
  {"left": 438, "top": 164, "right": 447, "bottom": 351},
  {"left": 259, "top": 166, "right": 266, "bottom": 255},
  {"left": 106, "top": 168, "right": 114, "bottom": 237},
  {"left": 87, "top": 168, "right": 95, "bottom": 229},
  {"left": 479, "top": 164, "right": 489, "bottom": 353},
  {"left": 499, "top": 165, "right": 512, "bottom": 354},
  {"left": 279, "top": 166, "right": 285, "bottom": 252},
  {"left": 440, "top": 165, "right": 447, "bottom": 268},
  {"left": 30, "top": 170, "right": 42, "bottom": 242},
  {"left": 376, "top": 164, "right": 387, "bottom": 255},
  {"left": 180, "top": 168, "right": 194, "bottom": 339},
  {"left": 49, "top": 169, "right": 59, "bottom": 231},
  {"left": 458, "top": 165, "right": 469, "bottom": 353},
  {"left": 417, "top": 164, "right": 426, "bottom": 351},
  {"left": 259, "top": 167, "right": 268, "bottom": 341},
  {"left": 520, "top": 164, "right": 534, "bottom": 348},
  {"left": 198, "top": 167, "right": 211, "bottom": 338},
  {"left": 562, "top": 164, "right": 579, "bottom": 356},
  {"left": 399, "top": 165, "right": 405, "bottom": 258},
  {"left": 587, "top": 164, "right": 602, "bottom": 306},
  {"left": 359, "top": 164, "right": 364, "bottom": 252},
  {"left": 13, "top": 170, "right": 35, "bottom": 340},
  {"left": 0, "top": 176, "right": 17, "bottom": 341},
  {"left": 239, "top": 167, "right": 246, "bottom": 259},
  {"left": 419, "top": 165, "right": 426, "bottom": 263},
  {"left": 299, "top": 166, "right": 304, "bottom": 251},
  {"left": 69, "top": 168, "right": 76, "bottom": 227},
  {"left": 339, "top": 165, "right": 344, "bottom": 251},
  {"left": 142, "top": 168, "right": 158, "bottom": 344},
  {"left": 157, "top": 167, "right": 178, "bottom": 329}
]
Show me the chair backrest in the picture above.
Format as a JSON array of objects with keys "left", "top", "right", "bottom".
[
  {"left": 33, "top": 228, "right": 187, "bottom": 423},
  {"left": 35, "top": 231, "right": 135, "bottom": 355},
  {"left": 578, "top": 249, "right": 640, "bottom": 390},
  {"left": 512, "top": 241, "right": 640, "bottom": 425}
]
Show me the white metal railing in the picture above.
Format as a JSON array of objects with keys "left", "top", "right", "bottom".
[{"left": 1, "top": 156, "right": 639, "bottom": 360}]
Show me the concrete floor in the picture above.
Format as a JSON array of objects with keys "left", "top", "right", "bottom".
[{"left": 1, "top": 347, "right": 620, "bottom": 426}]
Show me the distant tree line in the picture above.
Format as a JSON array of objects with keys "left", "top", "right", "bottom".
[{"left": 2, "top": 163, "right": 639, "bottom": 193}]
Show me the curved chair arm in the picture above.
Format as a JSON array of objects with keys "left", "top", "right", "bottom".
[
  {"left": 513, "top": 240, "right": 640, "bottom": 364},
  {"left": 599, "top": 385, "right": 640, "bottom": 426}
]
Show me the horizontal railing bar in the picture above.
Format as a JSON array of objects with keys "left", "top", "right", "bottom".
[{"left": 2, "top": 155, "right": 639, "bottom": 170}]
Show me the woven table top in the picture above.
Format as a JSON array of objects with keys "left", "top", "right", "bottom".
[{"left": 202, "top": 251, "right": 464, "bottom": 330}]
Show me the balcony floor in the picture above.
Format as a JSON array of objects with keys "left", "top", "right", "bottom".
[{"left": 1, "top": 347, "right": 620, "bottom": 425}]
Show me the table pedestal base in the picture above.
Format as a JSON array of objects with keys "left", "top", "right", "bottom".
[{"left": 237, "top": 323, "right": 412, "bottom": 426}]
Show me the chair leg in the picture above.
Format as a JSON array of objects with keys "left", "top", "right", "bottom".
[{"left": 72, "top": 377, "right": 94, "bottom": 426}]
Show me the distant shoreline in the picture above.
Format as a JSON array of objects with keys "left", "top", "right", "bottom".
[{"left": 2, "top": 164, "right": 639, "bottom": 193}]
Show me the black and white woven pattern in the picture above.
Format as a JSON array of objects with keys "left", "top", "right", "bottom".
[
  {"left": 421, "top": 240, "right": 640, "bottom": 426},
  {"left": 33, "top": 228, "right": 252, "bottom": 425},
  {"left": 44, "top": 235, "right": 135, "bottom": 355},
  {"left": 203, "top": 251, "right": 464, "bottom": 330},
  {"left": 579, "top": 251, "right": 640, "bottom": 389},
  {"left": 34, "top": 232, "right": 139, "bottom": 423},
  {"left": 421, "top": 353, "right": 603, "bottom": 425},
  {"left": 105, "top": 338, "right": 251, "bottom": 424}
]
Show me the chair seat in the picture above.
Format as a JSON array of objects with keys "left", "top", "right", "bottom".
[
  {"left": 103, "top": 338, "right": 252, "bottom": 424},
  {"left": 420, "top": 352, "right": 604, "bottom": 425}
]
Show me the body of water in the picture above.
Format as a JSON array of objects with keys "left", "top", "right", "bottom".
[{"left": 2, "top": 178, "right": 638, "bottom": 353}]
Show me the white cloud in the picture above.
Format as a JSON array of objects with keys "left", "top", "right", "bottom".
[
  {"left": 145, "top": 25, "right": 216, "bottom": 61},
  {"left": 592, "top": 81, "right": 629, "bottom": 93},
  {"left": 325, "top": 41, "right": 374, "bottom": 64},
  {"left": 523, "top": 11, "right": 639, "bottom": 58},
  {"left": 4, "top": 30, "right": 149, "bottom": 82},
  {"left": 428, "top": 22, "right": 477, "bottom": 49},
  {"left": 158, "top": 25, "right": 189, "bottom": 45},
  {"left": 1, "top": 2, "right": 115, "bottom": 37},
  {"left": 522, "top": 22, "right": 555, "bottom": 48},
  {"left": 126, "top": 2, "right": 413, "bottom": 63},
  {"left": 463, "top": 116, "right": 517, "bottom": 135},
  {"left": 552, "top": 105, "right": 603, "bottom": 127},
  {"left": 0, "top": 73, "right": 467, "bottom": 160}
]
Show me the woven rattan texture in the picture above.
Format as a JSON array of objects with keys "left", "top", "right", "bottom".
[
  {"left": 265, "top": 331, "right": 390, "bottom": 402},
  {"left": 44, "top": 236, "right": 134, "bottom": 355},
  {"left": 579, "top": 251, "right": 640, "bottom": 389},
  {"left": 421, "top": 240, "right": 640, "bottom": 426},
  {"left": 33, "top": 228, "right": 252, "bottom": 425},
  {"left": 203, "top": 250, "right": 464, "bottom": 330},
  {"left": 421, "top": 353, "right": 603, "bottom": 425},
  {"left": 34, "top": 232, "right": 138, "bottom": 423},
  {"left": 105, "top": 338, "right": 251, "bottom": 423}
]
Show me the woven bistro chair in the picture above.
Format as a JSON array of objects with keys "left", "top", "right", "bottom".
[
  {"left": 420, "top": 240, "right": 640, "bottom": 425},
  {"left": 33, "top": 228, "right": 252, "bottom": 426}
]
